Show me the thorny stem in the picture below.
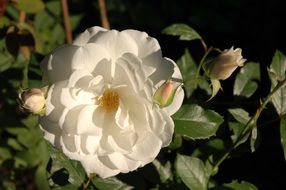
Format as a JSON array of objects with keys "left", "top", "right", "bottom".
[
  {"left": 98, "top": 0, "right": 110, "bottom": 29},
  {"left": 211, "top": 77, "right": 286, "bottom": 173},
  {"left": 61, "top": 0, "right": 72, "bottom": 44}
]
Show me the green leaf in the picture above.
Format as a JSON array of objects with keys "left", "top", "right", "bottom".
[
  {"left": 228, "top": 108, "right": 250, "bottom": 125},
  {"left": 228, "top": 122, "right": 248, "bottom": 146},
  {"left": 15, "top": 0, "right": 45, "bottom": 13},
  {"left": 175, "top": 154, "right": 208, "bottom": 190},
  {"left": 173, "top": 104, "right": 223, "bottom": 139},
  {"left": 0, "top": 39, "right": 14, "bottom": 72},
  {"left": 222, "top": 180, "right": 257, "bottom": 190},
  {"left": 92, "top": 177, "right": 133, "bottom": 190},
  {"left": 228, "top": 108, "right": 253, "bottom": 146},
  {"left": 55, "top": 184, "right": 79, "bottom": 190},
  {"left": 209, "top": 79, "right": 221, "bottom": 100},
  {"left": 269, "top": 50, "right": 286, "bottom": 80},
  {"left": 168, "top": 133, "right": 182, "bottom": 149},
  {"left": 178, "top": 49, "right": 211, "bottom": 96},
  {"left": 162, "top": 23, "right": 202, "bottom": 41},
  {"left": 7, "top": 138, "right": 24, "bottom": 151},
  {"left": 0, "top": 16, "right": 11, "bottom": 28},
  {"left": 234, "top": 62, "right": 260, "bottom": 97},
  {"left": 269, "top": 50, "right": 286, "bottom": 115},
  {"left": 6, "top": 127, "right": 39, "bottom": 148},
  {"left": 250, "top": 126, "right": 261, "bottom": 152},
  {"left": 0, "top": 147, "right": 12, "bottom": 163},
  {"left": 152, "top": 159, "right": 172, "bottom": 183},
  {"left": 177, "top": 49, "right": 197, "bottom": 97},
  {"left": 48, "top": 144, "right": 86, "bottom": 186},
  {"left": 21, "top": 115, "right": 38, "bottom": 128},
  {"left": 280, "top": 117, "right": 286, "bottom": 160},
  {"left": 35, "top": 165, "right": 50, "bottom": 190}
]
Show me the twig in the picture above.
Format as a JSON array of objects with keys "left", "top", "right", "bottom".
[
  {"left": 19, "top": 10, "right": 26, "bottom": 22},
  {"left": 98, "top": 0, "right": 110, "bottom": 29},
  {"left": 83, "top": 174, "right": 95, "bottom": 189},
  {"left": 195, "top": 47, "right": 213, "bottom": 79},
  {"left": 60, "top": 0, "right": 72, "bottom": 44},
  {"left": 200, "top": 39, "right": 208, "bottom": 52},
  {"left": 211, "top": 77, "right": 286, "bottom": 172}
]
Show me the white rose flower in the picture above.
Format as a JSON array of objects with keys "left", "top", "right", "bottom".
[{"left": 39, "top": 26, "right": 184, "bottom": 178}]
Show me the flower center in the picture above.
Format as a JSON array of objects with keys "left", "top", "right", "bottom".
[{"left": 99, "top": 90, "right": 120, "bottom": 112}]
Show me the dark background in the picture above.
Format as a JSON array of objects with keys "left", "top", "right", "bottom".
[{"left": 70, "top": 0, "right": 286, "bottom": 189}]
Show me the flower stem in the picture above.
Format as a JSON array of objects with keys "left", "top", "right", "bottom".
[
  {"left": 195, "top": 47, "right": 213, "bottom": 79},
  {"left": 98, "top": 0, "right": 110, "bottom": 29},
  {"left": 61, "top": 0, "right": 73, "bottom": 44},
  {"left": 83, "top": 175, "right": 94, "bottom": 190},
  {"left": 211, "top": 77, "right": 286, "bottom": 173},
  {"left": 200, "top": 38, "right": 208, "bottom": 52}
]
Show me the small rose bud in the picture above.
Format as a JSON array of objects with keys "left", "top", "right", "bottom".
[
  {"left": 204, "top": 46, "right": 246, "bottom": 80},
  {"left": 154, "top": 80, "right": 181, "bottom": 107},
  {"left": 19, "top": 88, "right": 46, "bottom": 114}
]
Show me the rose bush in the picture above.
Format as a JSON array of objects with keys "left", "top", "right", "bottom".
[{"left": 39, "top": 26, "right": 184, "bottom": 178}]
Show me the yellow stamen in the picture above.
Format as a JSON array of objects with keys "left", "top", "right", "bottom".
[{"left": 99, "top": 90, "right": 120, "bottom": 112}]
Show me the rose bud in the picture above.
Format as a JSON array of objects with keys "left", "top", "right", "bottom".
[
  {"left": 154, "top": 80, "right": 181, "bottom": 107},
  {"left": 19, "top": 88, "right": 46, "bottom": 114},
  {"left": 204, "top": 46, "right": 246, "bottom": 80}
]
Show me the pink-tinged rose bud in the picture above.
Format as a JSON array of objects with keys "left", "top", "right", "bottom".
[
  {"left": 204, "top": 47, "right": 246, "bottom": 80},
  {"left": 20, "top": 88, "right": 46, "bottom": 114},
  {"left": 154, "top": 80, "right": 181, "bottom": 107}
]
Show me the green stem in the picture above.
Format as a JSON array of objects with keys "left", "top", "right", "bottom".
[
  {"left": 195, "top": 47, "right": 213, "bottom": 79},
  {"left": 21, "top": 60, "right": 29, "bottom": 89},
  {"left": 83, "top": 174, "right": 95, "bottom": 189},
  {"left": 212, "top": 77, "right": 286, "bottom": 172}
]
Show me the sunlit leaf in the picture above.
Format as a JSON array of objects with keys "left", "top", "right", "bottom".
[
  {"left": 234, "top": 62, "right": 260, "bottom": 97},
  {"left": 92, "top": 176, "right": 133, "bottom": 190},
  {"left": 35, "top": 165, "right": 50, "bottom": 190},
  {"left": 269, "top": 50, "right": 286, "bottom": 115},
  {"left": 7, "top": 138, "right": 24, "bottom": 151},
  {"left": 222, "top": 180, "right": 258, "bottom": 190},
  {"left": 15, "top": 0, "right": 45, "bottom": 13},
  {"left": 175, "top": 154, "right": 208, "bottom": 190},
  {"left": 6, "top": 127, "right": 39, "bottom": 148},
  {"left": 209, "top": 79, "right": 221, "bottom": 100},
  {"left": 173, "top": 104, "right": 223, "bottom": 139},
  {"left": 228, "top": 108, "right": 250, "bottom": 125},
  {"left": 48, "top": 144, "right": 86, "bottom": 186},
  {"left": 162, "top": 23, "right": 201, "bottom": 41},
  {"left": 250, "top": 126, "right": 261, "bottom": 152}
]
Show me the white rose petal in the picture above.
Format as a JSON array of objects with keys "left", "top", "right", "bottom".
[{"left": 40, "top": 26, "right": 184, "bottom": 178}]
